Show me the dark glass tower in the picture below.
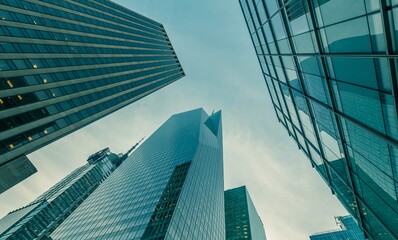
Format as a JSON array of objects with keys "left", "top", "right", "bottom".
[
  {"left": 50, "top": 109, "right": 225, "bottom": 239},
  {"left": 0, "top": 0, "right": 184, "bottom": 192},
  {"left": 0, "top": 148, "right": 121, "bottom": 240},
  {"left": 239, "top": 0, "right": 398, "bottom": 239},
  {"left": 225, "top": 186, "right": 267, "bottom": 240},
  {"left": 310, "top": 215, "right": 366, "bottom": 240}
]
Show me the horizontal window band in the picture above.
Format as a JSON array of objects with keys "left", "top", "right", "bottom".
[
  {"left": 0, "top": 53, "right": 175, "bottom": 60},
  {"left": 0, "top": 58, "right": 177, "bottom": 78},
  {"left": 84, "top": 0, "right": 162, "bottom": 30},
  {"left": 0, "top": 75, "right": 182, "bottom": 165},
  {"left": 0, "top": 71, "right": 183, "bottom": 141},
  {"left": 0, "top": 4, "right": 163, "bottom": 44},
  {"left": 0, "top": 36, "right": 171, "bottom": 53},
  {"left": 0, "top": 60, "right": 181, "bottom": 98},
  {"left": 0, "top": 20, "right": 169, "bottom": 47}
]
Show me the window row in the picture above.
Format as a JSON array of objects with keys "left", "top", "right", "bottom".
[{"left": 1, "top": 0, "right": 164, "bottom": 41}]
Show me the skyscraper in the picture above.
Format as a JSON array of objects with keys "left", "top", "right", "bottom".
[
  {"left": 0, "top": 148, "right": 121, "bottom": 239},
  {"left": 0, "top": 0, "right": 184, "bottom": 193},
  {"left": 239, "top": 0, "right": 398, "bottom": 239},
  {"left": 225, "top": 186, "right": 267, "bottom": 240},
  {"left": 310, "top": 215, "right": 366, "bottom": 240},
  {"left": 50, "top": 108, "right": 225, "bottom": 239}
]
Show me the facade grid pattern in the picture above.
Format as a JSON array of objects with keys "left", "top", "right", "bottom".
[
  {"left": 0, "top": 148, "right": 120, "bottom": 239},
  {"left": 50, "top": 109, "right": 225, "bottom": 240},
  {"left": 0, "top": 0, "right": 184, "bottom": 177},
  {"left": 310, "top": 216, "right": 366, "bottom": 240},
  {"left": 225, "top": 186, "right": 267, "bottom": 240},
  {"left": 239, "top": 0, "right": 398, "bottom": 240}
]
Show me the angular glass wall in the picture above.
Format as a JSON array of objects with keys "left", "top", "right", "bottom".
[
  {"left": 0, "top": 148, "right": 120, "bottom": 239},
  {"left": 51, "top": 109, "right": 225, "bottom": 239},
  {"left": 239, "top": 0, "right": 398, "bottom": 239},
  {"left": 310, "top": 215, "right": 366, "bottom": 240}
]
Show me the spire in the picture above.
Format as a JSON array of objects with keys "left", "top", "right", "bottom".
[{"left": 119, "top": 138, "right": 145, "bottom": 163}]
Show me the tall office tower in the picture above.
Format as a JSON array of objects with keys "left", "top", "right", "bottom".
[
  {"left": 0, "top": 148, "right": 121, "bottom": 240},
  {"left": 50, "top": 109, "right": 225, "bottom": 239},
  {"left": 0, "top": 0, "right": 184, "bottom": 193},
  {"left": 310, "top": 215, "right": 366, "bottom": 240},
  {"left": 225, "top": 186, "right": 266, "bottom": 240},
  {"left": 239, "top": 0, "right": 398, "bottom": 239}
]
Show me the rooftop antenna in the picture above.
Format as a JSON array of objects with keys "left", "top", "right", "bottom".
[{"left": 121, "top": 137, "right": 145, "bottom": 161}]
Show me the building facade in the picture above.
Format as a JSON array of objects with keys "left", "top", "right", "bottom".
[
  {"left": 0, "top": 148, "right": 121, "bottom": 239},
  {"left": 310, "top": 215, "right": 366, "bottom": 240},
  {"left": 0, "top": 155, "right": 37, "bottom": 194},
  {"left": 50, "top": 109, "right": 225, "bottom": 239},
  {"left": 239, "top": 0, "right": 398, "bottom": 239},
  {"left": 0, "top": 0, "right": 184, "bottom": 192},
  {"left": 225, "top": 186, "right": 267, "bottom": 240}
]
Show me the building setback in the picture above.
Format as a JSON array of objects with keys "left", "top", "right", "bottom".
[
  {"left": 310, "top": 215, "right": 366, "bottom": 240},
  {"left": 225, "top": 186, "right": 266, "bottom": 240},
  {"left": 0, "top": 0, "right": 184, "bottom": 193},
  {"left": 0, "top": 148, "right": 122, "bottom": 239},
  {"left": 239, "top": 0, "right": 398, "bottom": 239},
  {"left": 50, "top": 108, "right": 225, "bottom": 239}
]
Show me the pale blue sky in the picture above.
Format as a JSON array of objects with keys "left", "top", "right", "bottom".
[{"left": 0, "top": 1, "right": 348, "bottom": 239}]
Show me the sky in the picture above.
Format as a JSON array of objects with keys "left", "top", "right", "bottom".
[{"left": 0, "top": 1, "right": 348, "bottom": 239}]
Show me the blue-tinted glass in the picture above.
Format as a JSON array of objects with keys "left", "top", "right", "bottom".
[
  {"left": 50, "top": 109, "right": 225, "bottom": 239},
  {"left": 257, "top": 1, "right": 267, "bottom": 24},
  {"left": 240, "top": 0, "right": 398, "bottom": 239},
  {"left": 330, "top": 58, "right": 378, "bottom": 89},
  {"left": 271, "top": 13, "right": 286, "bottom": 40},
  {"left": 0, "top": 149, "right": 118, "bottom": 239},
  {"left": 0, "top": 0, "right": 184, "bottom": 180},
  {"left": 264, "top": 0, "right": 278, "bottom": 16},
  {"left": 334, "top": 81, "right": 385, "bottom": 133},
  {"left": 310, "top": 216, "right": 366, "bottom": 240},
  {"left": 317, "top": 0, "right": 366, "bottom": 26},
  {"left": 324, "top": 17, "right": 371, "bottom": 53}
]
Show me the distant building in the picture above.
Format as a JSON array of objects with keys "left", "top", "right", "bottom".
[
  {"left": 50, "top": 109, "right": 225, "bottom": 239},
  {"left": 225, "top": 186, "right": 266, "bottom": 240},
  {"left": 0, "top": 0, "right": 184, "bottom": 193},
  {"left": 310, "top": 216, "right": 366, "bottom": 240},
  {"left": 239, "top": 0, "right": 398, "bottom": 239},
  {"left": 0, "top": 148, "right": 121, "bottom": 239}
]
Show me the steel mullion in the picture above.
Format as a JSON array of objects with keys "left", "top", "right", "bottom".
[
  {"left": 259, "top": 52, "right": 398, "bottom": 58},
  {"left": 305, "top": 0, "right": 368, "bottom": 236},
  {"left": 265, "top": 69, "right": 393, "bottom": 95},
  {"left": 268, "top": 75, "right": 398, "bottom": 148},
  {"left": 380, "top": 0, "right": 398, "bottom": 207},
  {"left": 242, "top": 0, "right": 398, "bottom": 239},
  {"left": 277, "top": 0, "right": 335, "bottom": 187},
  {"left": 248, "top": 0, "right": 299, "bottom": 140},
  {"left": 254, "top": 0, "right": 380, "bottom": 35},
  {"left": 256, "top": 0, "right": 313, "bottom": 152},
  {"left": 239, "top": 0, "right": 289, "bottom": 130}
]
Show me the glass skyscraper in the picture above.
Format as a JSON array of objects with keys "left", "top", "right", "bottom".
[
  {"left": 0, "top": 0, "right": 184, "bottom": 193},
  {"left": 239, "top": 0, "right": 398, "bottom": 239},
  {"left": 225, "top": 186, "right": 267, "bottom": 240},
  {"left": 0, "top": 148, "right": 121, "bottom": 239},
  {"left": 50, "top": 108, "right": 225, "bottom": 239},
  {"left": 310, "top": 215, "right": 366, "bottom": 240}
]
